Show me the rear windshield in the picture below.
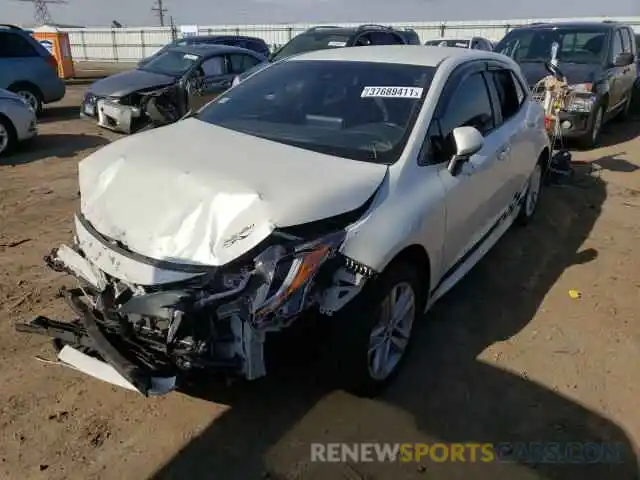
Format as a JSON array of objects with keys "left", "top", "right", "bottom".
[
  {"left": 270, "top": 32, "right": 351, "bottom": 62},
  {"left": 495, "top": 28, "right": 608, "bottom": 64},
  {"left": 425, "top": 39, "right": 470, "bottom": 48},
  {"left": 196, "top": 60, "right": 436, "bottom": 164}
]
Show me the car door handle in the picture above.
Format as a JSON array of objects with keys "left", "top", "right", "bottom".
[{"left": 498, "top": 145, "right": 510, "bottom": 160}]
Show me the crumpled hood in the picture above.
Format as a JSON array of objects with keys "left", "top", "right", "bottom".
[
  {"left": 78, "top": 118, "right": 387, "bottom": 267},
  {"left": 519, "top": 61, "right": 602, "bottom": 87},
  {"left": 87, "top": 69, "right": 176, "bottom": 97}
]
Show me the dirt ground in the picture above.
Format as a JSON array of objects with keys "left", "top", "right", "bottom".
[{"left": 0, "top": 77, "right": 639, "bottom": 480}]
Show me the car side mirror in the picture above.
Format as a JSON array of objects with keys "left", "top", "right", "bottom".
[
  {"left": 614, "top": 52, "right": 634, "bottom": 67},
  {"left": 447, "top": 126, "right": 484, "bottom": 176}
]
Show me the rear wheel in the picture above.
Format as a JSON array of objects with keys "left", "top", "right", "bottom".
[
  {"left": 10, "top": 84, "right": 43, "bottom": 115},
  {"left": 516, "top": 162, "right": 543, "bottom": 226},
  {"left": 616, "top": 92, "right": 633, "bottom": 121},
  {"left": 0, "top": 116, "right": 17, "bottom": 157},
  {"left": 578, "top": 103, "right": 604, "bottom": 149}
]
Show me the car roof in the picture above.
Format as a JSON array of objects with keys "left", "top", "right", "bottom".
[
  {"left": 426, "top": 37, "right": 475, "bottom": 41},
  {"left": 168, "top": 44, "right": 261, "bottom": 56},
  {"left": 514, "top": 20, "right": 622, "bottom": 31},
  {"left": 183, "top": 34, "right": 265, "bottom": 42},
  {"left": 301, "top": 25, "right": 406, "bottom": 36},
  {"left": 286, "top": 44, "right": 505, "bottom": 66},
  {"left": 301, "top": 26, "right": 358, "bottom": 36}
]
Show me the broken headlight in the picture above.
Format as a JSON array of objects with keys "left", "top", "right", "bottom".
[{"left": 250, "top": 230, "right": 345, "bottom": 324}]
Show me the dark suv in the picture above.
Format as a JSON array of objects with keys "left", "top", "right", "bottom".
[
  {"left": 232, "top": 24, "right": 421, "bottom": 86},
  {"left": 495, "top": 21, "right": 637, "bottom": 148},
  {"left": 0, "top": 24, "right": 65, "bottom": 114},
  {"left": 270, "top": 24, "right": 420, "bottom": 61},
  {"left": 138, "top": 35, "right": 270, "bottom": 67}
]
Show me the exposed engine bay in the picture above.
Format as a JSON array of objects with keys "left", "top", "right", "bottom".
[
  {"left": 83, "top": 84, "right": 188, "bottom": 134},
  {"left": 16, "top": 207, "right": 375, "bottom": 396}
]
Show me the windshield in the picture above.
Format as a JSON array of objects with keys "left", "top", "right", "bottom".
[
  {"left": 196, "top": 60, "right": 435, "bottom": 164},
  {"left": 141, "top": 49, "right": 201, "bottom": 76},
  {"left": 425, "top": 39, "right": 470, "bottom": 48},
  {"left": 270, "top": 32, "right": 351, "bottom": 62},
  {"left": 495, "top": 28, "right": 607, "bottom": 64}
]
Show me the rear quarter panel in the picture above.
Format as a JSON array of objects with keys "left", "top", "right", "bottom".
[
  {"left": 0, "top": 99, "right": 35, "bottom": 140},
  {"left": 0, "top": 57, "right": 65, "bottom": 103}
]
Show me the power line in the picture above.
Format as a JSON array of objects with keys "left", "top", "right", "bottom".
[
  {"left": 151, "top": 0, "right": 168, "bottom": 27},
  {"left": 14, "top": 0, "right": 67, "bottom": 25}
]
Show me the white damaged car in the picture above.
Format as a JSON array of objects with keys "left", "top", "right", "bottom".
[{"left": 17, "top": 46, "right": 549, "bottom": 397}]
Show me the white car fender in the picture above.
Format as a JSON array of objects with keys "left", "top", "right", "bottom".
[{"left": 340, "top": 164, "right": 446, "bottom": 291}]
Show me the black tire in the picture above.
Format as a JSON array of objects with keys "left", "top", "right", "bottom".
[
  {"left": 577, "top": 103, "right": 604, "bottom": 150},
  {"left": 616, "top": 92, "right": 633, "bottom": 121},
  {"left": 516, "top": 161, "right": 543, "bottom": 226},
  {"left": 328, "top": 260, "right": 425, "bottom": 397},
  {"left": 0, "top": 115, "right": 17, "bottom": 158},
  {"left": 9, "top": 84, "right": 43, "bottom": 115}
]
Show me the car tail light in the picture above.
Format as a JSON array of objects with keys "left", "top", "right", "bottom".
[
  {"left": 544, "top": 116, "right": 553, "bottom": 131},
  {"left": 46, "top": 55, "right": 59, "bottom": 74}
]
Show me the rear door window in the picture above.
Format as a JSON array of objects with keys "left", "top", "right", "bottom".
[
  {"left": 612, "top": 30, "right": 624, "bottom": 59},
  {"left": 227, "top": 53, "right": 261, "bottom": 74},
  {"left": 0, "top": 32, "right": 39, "bottom": 57},
  {"left": 489, "top": 69, "right": 523, "bottom": 125},
  {"left": 620, "top": 29, "right": 632, "bottom": 53},
  {"left": 367, "top": 32, "right": 404, "bottom": 45},
  {"left": 200, "top": 55, "right": 226, "bottom": 76}
]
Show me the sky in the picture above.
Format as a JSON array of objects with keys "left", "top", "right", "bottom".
[{"left": 3, "top": 0, "right": 638, "bottom": 27}]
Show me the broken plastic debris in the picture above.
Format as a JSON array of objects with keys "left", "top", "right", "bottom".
[{"left": 568, "top": 289, "right": 582, "bottom": 299}]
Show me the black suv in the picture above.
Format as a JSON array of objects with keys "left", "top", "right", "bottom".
[
  {"left": 138, "top": 35, "right": 270, "bottom": 67},
  {"left": 269, "top": 24, "right": 420, "bottom": 62},
  {"left": 233, "top": 24, "right": 421, "bottom": 85},
  {"left": 495, "top": 21, "right": 637, "bottom": 147}
]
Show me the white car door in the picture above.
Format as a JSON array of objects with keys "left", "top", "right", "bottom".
[
  {"left": 422, "top": 65, "right": 507, "bottom": 277},
  {"left": 487, "top": 66, "right": 539, "bottom": 203}
]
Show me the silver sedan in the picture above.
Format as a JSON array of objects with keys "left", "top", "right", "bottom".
[{"left": 0, "top": 88, "right": 37, "bottom": 157}]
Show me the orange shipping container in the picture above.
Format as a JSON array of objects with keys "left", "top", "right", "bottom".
[{"left": 31, "top": 25, "right": 75, "bottom": 79}]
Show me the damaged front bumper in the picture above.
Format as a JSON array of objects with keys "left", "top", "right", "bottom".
[
  {"left": 81, "top": 97, "right": 142, "bottom": 134},
  {"left": 15, "top": 215, "right": 371, "bottom": 396},
  {"left": 81, "top": 88, "right": 185, "bottom": 134}
]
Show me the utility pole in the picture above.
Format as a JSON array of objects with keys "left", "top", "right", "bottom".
[
  {"left": 151, "top": 0, "right": 167, "bottom": 27},
  {"left": 14, "top": 0, "right": 67, "bottom": 26}
]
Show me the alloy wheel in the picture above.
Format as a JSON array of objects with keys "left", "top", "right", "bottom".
[{"left": 368, "top": 282, "right": 416, "bottom": 381}]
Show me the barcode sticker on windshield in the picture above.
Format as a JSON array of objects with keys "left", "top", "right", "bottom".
[
  {"left": 361, "top": 86, "right": 423, "bottom": 98},
  {"left": 328, "top": 41, "right": 347, "bottom": 47},
  {"left": 183, "top": 54, "right": 199, "bottom": 60}
]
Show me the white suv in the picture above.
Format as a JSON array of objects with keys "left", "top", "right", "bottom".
[{"left": 18, "top": 46, "right": 549, "bottom": 397}]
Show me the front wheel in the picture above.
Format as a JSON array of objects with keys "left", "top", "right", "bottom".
[
  {"left": 330, "top": 261, "right": 424, "bottom": 397},
  {"left": 0, "top": 116, "right": 17, "bottom": 157},
  {"left": 578, "top": 104, "right": 604, "bottom": 149}
]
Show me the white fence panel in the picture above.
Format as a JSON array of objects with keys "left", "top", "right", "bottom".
[{"left": 59, "top": 16, "right": 640, "bottom": 62}]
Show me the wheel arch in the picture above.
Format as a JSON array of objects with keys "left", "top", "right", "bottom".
[
  {"left": 0, "top": 112, "right": 18, "bottom": 154},
  {"left": 538, "top": 145, "right": 550, "bottom": 176},
  {"left": 7, "top": 81, "right": 43, "bottom": 99},
  {"left": 379, "top": 244, "right": 432, "bottom": 298}
]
